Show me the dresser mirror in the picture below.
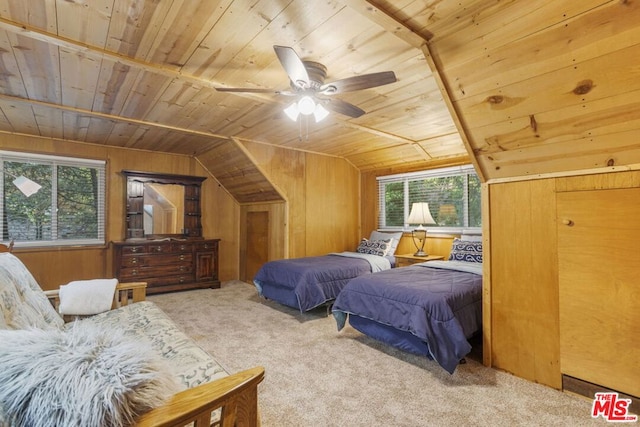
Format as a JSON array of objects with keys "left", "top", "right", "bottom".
[
  {"left": 122, "top": 170, "right": 206, "bottom": 239},
  {"left": 143, "top": 183, "right": 184, "bottom": 235}
]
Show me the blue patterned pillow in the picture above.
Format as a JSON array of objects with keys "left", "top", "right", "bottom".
[
  {"left": 448, "top": 238, "right": 483, "bottom": 263},
  {"left": 356, "top": 238, "right": 393, "bottom": 257}
]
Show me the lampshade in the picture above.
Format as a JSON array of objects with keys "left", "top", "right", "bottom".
[{"left": 407, "top": 202, "right": 436, "bottom": 227}]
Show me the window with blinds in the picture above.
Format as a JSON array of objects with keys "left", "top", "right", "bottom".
[
  {"left": 377, "top": 165, "right": 481, "bottom": 232},
  {"left": 0, "top": 151, "right": 106, "bottom": 247}
]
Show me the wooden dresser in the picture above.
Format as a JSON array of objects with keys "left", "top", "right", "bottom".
[{"left": 113, "top": 239, "right": 220, "bottom": 294}]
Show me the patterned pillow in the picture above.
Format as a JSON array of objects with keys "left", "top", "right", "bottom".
[
  {"left": 448, "top": 238, "right": 483, "bottom": 263},
  {"left": 356, "top": 238, "right": 393, "bottom": 257},
  {"left": 0, "top": 253, "right": 64, "bottom": 330},
  {"left": 369, "top": 231, "right": 403, "bottom": 255}
]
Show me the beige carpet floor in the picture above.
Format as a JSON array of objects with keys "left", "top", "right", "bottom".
[{"left": 149, "top": 280, "right": 609, "bottom": 427}]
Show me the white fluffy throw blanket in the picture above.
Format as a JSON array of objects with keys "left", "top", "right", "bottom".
[
  {"left": 0, "top": 322, "right": 178, "bottom": 427},
  {"left": 59, "top": 278, "right": 118, "bottom": 315}
]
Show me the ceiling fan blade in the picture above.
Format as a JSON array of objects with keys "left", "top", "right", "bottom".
[
  {"left": 273, "top": 45, "right": 309, "bottom": 89},
  {"left": 320, "top": 71, "right": 397, "bottom": 94},
  {"left": 323, "top": 98, "right": 366, "bottom": 118}
]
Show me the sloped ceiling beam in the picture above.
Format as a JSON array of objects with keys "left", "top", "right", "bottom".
[
  {"left": 0, "top": 16, "right": 423, "bottom": 150},
  {"left": 0, "top": 92, "right": 228, "bottom": 140},
  {"left": 342, "top": 0, "right": 484, "bottom": 180},
  {"left": 0, "top": 17, "right": 259, "bottom": 97}
]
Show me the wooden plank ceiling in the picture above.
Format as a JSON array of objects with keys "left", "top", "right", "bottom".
[{"left": 0, "top": 0, "right": 638, "bottom": 201}]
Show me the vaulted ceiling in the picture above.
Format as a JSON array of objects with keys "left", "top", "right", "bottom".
[{"left": 0, "top": 1, "right": 638, "bottom": 201}]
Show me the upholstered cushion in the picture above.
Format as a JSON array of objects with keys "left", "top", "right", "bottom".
[
  {"left": 448, "top": 238, "right": 483, "bottom": 263},
  {"left": 369, "top": 231, "right": 403, "bottom": 255},
  {"left": 0, "top": 322, "right": 178, "bottom": 427},
  {"left": 79, "top": 301, "right": 229, "bottom": 389},
  {"left": 357, "top": 238, "right": 393, "bottom": 257},
  {"left": 0, "top": 253, "right": 64, "bottom": 330}
]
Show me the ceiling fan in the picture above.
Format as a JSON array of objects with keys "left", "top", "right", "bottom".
[{"left": 216, "top": 45, "right": 397, "bottom": 120}]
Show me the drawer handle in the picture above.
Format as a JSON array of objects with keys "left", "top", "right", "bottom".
[
  {"left": 155, "top": 247, "right": 162, "bottom": 252},
  {"left": 179, "top": 255, "right": 185, "bottom": 261},
  {"left": 130, "top": 258, "right": 138, "bottom": 265},
  {"left": 180, "top": 245, "right": 187, "bottom": 251},
  {"left": 131, "top": 269, "right": 138, "bottom": 276},
  {"left": 131, "top": 247, "right": 139, "bottom": 253}
]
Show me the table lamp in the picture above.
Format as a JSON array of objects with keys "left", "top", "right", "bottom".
[{"left": 406, "top": 202, "right": 436, "bottom": 256}]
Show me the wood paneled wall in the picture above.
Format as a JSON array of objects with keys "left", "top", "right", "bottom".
[
  {"left": 241, "top": 141, "right": 361, "bottom": 258},
  {"left": 485, "top": 168, "right": 640, "bottom": 390},
  {"left": 394, "top": 234, "right": 456, "bottom": 259},
  {"left": 239, "top": 202, "right": 287, "bottom": 281},
  {"left": 486, "top": 178, "right": 560, "bottom": 388},
  {"left": 0, "top": 133, "right": 239, "bottom": 289}
]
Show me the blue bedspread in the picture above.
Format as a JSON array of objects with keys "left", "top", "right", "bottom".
[
  {"left": 254, "top": 253, "right": 391, "bottom": 312},
  {"left": 332, "top": 261, "right": 482, "bottom": 373}
]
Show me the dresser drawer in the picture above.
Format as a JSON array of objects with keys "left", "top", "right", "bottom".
[
  {"left": 143, "top": 275, "right": 196, "bottom": 288},
  {"left": 146, "top": 243, "right": 172, "bottom": 254},
  {"left": 172, "top": 242, "right": 194, "bottom": 253},
  {"left": 120, "top": 264, "right": 194, "bottom": 280},
  {"left": 113, "top": 239, "right": 220, "bottom": 293},
  {"left": 196, "top": 240, "right": 217, "bottom": 251},
  {"left": 121, "top": 244, "right": 147, "bottom": 255},
  {"left": 120, "top": 253, "right": 192, "bottom": 268}
]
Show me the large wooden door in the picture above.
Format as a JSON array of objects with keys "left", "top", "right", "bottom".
[
  {"left": 557, "top": 188, "right": 640, "bottom": 397},
  {"left": 245, "top": 211, "right": 269, "bottom": 283}
]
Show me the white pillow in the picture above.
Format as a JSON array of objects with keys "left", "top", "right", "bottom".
[{"left": 369, "top": 231, "right": 403, "bottom": 255}]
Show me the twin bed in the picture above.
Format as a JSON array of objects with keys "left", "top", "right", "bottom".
[
  {"left": 253, "top": 234, "right": 483, "bottom": 373},
  {"left": 253, "top": 231, "right": 401, "bottom": 312},
  {"left": 332, "top": 258, "right": 482, "bottom": 373}
]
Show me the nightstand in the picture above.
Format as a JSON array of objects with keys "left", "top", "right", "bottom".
[{"left": 394, "top": 253, "right": 444, "bottom": 268}]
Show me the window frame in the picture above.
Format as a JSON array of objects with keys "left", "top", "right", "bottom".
[
  {"left": 377, "top": 165, "right": 482, "bottom": 235},
  {"left": 0, "top": 150, "right": 106, "bottom": 248}
]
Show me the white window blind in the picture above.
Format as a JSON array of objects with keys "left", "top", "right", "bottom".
[
  {"left": 0, "top": 151, "right": 106, "bottom": 247},
  {"left": 377, "top": 165, "right": 481, "bottom": 232}
]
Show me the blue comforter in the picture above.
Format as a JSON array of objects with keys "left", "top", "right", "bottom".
[
  {"left": 254, "top": 253, "right": 391, "bottom": 312},
  {"left": 332, "top": 261, "right": 482, "bottom": 373}
]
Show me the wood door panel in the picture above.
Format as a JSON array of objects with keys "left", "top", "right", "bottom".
[
  {"left": 246, "top": 211, "right": 269, "bottom": 282},
  {"left": 557, "top": 188, "right": 640, "bottom": 397}
]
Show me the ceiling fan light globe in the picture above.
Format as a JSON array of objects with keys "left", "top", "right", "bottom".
[
  {"left": 314, "top": 104, "right": 329, "bottom": 122},
  {"left": 297, "top": 96, "right": 316, "bottom": 115},
  {"left": 284, "top": 102, "right": 300, "bottom": 121}
]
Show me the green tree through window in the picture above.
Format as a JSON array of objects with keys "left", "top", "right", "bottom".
[
  {"left": 1, "top": 152, "right": 105, "bottom": 246},
  {"left": 378, "top": 165, "right": 481, "bottom": 231}
]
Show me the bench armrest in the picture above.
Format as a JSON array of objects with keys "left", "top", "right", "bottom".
[
  {"left": 135, "top": 366, "right": 265, "bottom": 427},
  {"left": 44, "top": 281, "right": 147, "bottom": 313}
]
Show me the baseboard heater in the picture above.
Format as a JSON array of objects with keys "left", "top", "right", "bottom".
[{"left": 562, "top": 375, "right": 639, "bottom": 410}]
